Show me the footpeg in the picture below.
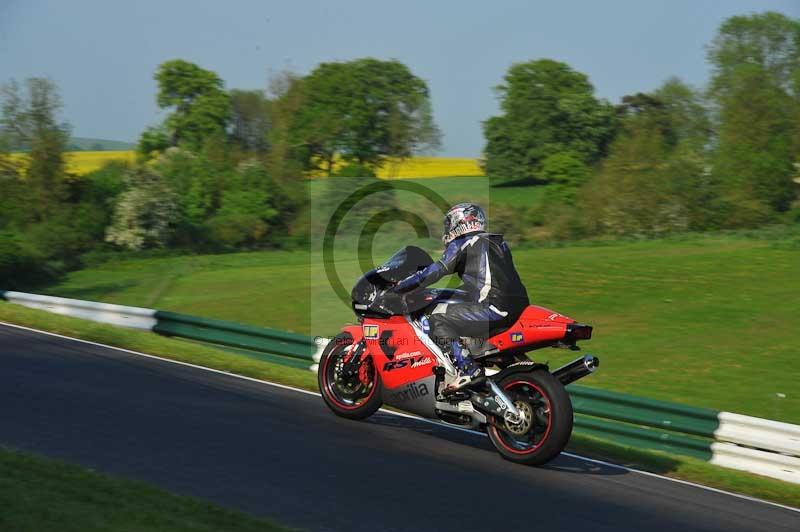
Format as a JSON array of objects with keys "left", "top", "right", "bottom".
[
  {"left": 440, "top": 374, "right": 486, "bottom": 397},
  {"left": 439, "top": 388, "right": 470, "bottom": 402}
]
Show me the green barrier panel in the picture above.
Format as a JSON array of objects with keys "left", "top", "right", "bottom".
[
  {"left": 568, "top": 385, "right": 721, "bottom": 438},
  {"left": 573, "top": 414, "right": 714, "bottom": 460},
  {"left": 155, "top": 311, "right": 316, "bottom": 351},
  {"left": 154, "top": 319, "right": 315, "bottom": 360}
]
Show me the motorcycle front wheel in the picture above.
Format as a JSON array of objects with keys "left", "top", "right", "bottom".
[
  {"left": 487, "top": 369, "right": 573, "bottom": 466},
  {"left": 318, "top": 332, "right": 382, "bottom": 420}
]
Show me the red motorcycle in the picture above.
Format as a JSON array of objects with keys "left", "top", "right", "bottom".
[{"left": 318, "top": 246, "right": 598, "bottom": 465}]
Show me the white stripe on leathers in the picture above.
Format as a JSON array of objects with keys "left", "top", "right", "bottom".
[{"left": 478, "top": 251, "right": 491, "bottom": 303}]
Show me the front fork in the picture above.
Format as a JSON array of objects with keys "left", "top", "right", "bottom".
[{"left": 340, "top": 340, "right": 366, "bottom": 382}]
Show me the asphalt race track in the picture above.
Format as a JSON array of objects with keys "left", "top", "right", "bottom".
[{"left": 1, "top": 323, "right": 798, "bottom": 532}]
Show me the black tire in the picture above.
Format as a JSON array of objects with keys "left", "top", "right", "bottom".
[
  {"left": 318, "top": 332, "right": 382, "bottom": 420},
  {"left": 486, "top": 369, "right": 573, "bottom": 466}
]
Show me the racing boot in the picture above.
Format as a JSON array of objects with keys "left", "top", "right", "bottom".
[{"left": 446, "top": 340, "right": 484, "bottom": 391}]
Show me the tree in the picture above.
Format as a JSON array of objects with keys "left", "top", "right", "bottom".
[
  {"left": 0, "top": 102, "right": 21, "bottom": 229},
  {"left": 151, "top": 59, "right": 231, "bottom": 150},
  {"left": 288, "top": 63, "right": 347, "bottom": 174},
  {"left": 138, "top": 125, "right": 170, "bottom": 156},
  {"left": 0, "top": 163, "right": 22, "bottom": 232},
  {"left": 229, "top": 89, "right": 272, "bottom": 153},
  {"left": 205, "top": 161, "right": 278, "bottom": 248},
  {"left": 289, "top": 58, "right": 440, "bottom": 174},
  {"left": 577, "top": 75, "right": 721, "bottom": 236},
  {"left": 538, "top": 152, "right": 589, "bottom": 204},
  {"left": 106, "top": 168, "right": 178, "bottom": 250},
  {"left": 0, "top": 78, "right": 134, "bottom": 282},
  {"left": 707, "top": 12, "right": 800, "bottom": 214},
  {"left": 713, "top": 63, "right": 795, "bottom": 216},
  {"left": 615, "top": 79, "right": 711, "bottom": 161},
  {"left": 616, "top": 92, "right": 675, "bottom": 149},
  {"left": 708, "top": 12, "right": 800, "bottom": 98},
  {"left": 482, "top": 59, "right": 616, "bottom": 186},
  {"left": 151, "top": 147, "right": 219, "bottom": 225},
  {"left": 0, "top": 78, "right": 70, "bottom": 221},
  {"left": 580, "top": 116, "right": 695, "bottom": 236},
  {"left": 652, "top": 77, "right": 712, "bottom": 160},
  {"left": 265, "top": 71, "right": 307, "bottom": 180}
]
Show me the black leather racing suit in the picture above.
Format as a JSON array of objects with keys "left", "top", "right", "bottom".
[{"left": 393, "top": 231, "right": 529, "bottom": 352}]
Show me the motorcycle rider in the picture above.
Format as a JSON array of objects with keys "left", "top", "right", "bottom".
[{"left": 391, "top": 203, "right": 529, "bottom": 389}]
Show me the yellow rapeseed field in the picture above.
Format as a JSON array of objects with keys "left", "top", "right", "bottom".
[
  {"left": 11, "top": 151, "right": 484, "bottom": 178},
  {"left": 67, "top": 151, "right": 136, "bottom": 175},
  {"left": 309, "top": 155, "right": 483, "bottom": 178},
  {"left": 65, "top": 150, "right": 137, "bottom": 174},
  {"left": 376, "top": 157, "right": 483, "bottom": 178},
  {"left": 10, "top": 150, "right": 136, "bottom": 175}
]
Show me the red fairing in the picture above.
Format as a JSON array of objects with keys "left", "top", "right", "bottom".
[
  {"left": 488, "top": 305, "right": 575, "bottom": 352},
  {"left": 359, "top": 316, "right": 439, "bottom": 389},
  {"left": 342, "top": 305, "right": 579, "bottom": 391},
  {"left": 340, "top": 324, "right": 364, "bottom": 344}
]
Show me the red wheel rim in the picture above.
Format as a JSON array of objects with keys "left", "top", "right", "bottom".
[
  {"left": 321, "top": 341, "right": 377, "bottom": 410},
  {"left": 490, "top": 380, "right": 553, "bottom": 455}
]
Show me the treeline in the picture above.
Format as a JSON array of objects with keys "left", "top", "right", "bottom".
[
  {"left": 0, "top": 57, "right": 439, "bottom": 285},
  {"left": 486, "top": 12, "right": 800, "bottom": 240},
  {"left": 1, "top": 11, "right": 798, "bottom": 287}
]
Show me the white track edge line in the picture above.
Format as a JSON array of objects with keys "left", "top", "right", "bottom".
[{"left": 1, "top": 320, "right": 798, "bottom": 514}]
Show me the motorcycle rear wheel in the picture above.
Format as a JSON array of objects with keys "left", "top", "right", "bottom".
[
  {"left": 486, "top": 369, "right": 573, "bottom": 466},
  {"left": 318, "top": 332, "right": 383, "bottom": 420}
]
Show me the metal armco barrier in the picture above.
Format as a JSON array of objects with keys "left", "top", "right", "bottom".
[
  {"left": 564, "top": 386, "right": 800, "bottom": 483},
  {"left": 1, "top": 290, "right": 157, "bottom": 330},
  {"left": 568, "top": 385, "right": 720, "bottom": 460},
  {"left": 2, "top": 290, "right": 798, "bottom": 484},
  {"left": 153, "top": 310, "right": 318, "bottom": 368},
  {"left": 568, "top": 385, "right": 721, "bottom": 437},
  {"left": 0, "top": 291, "right": 321, "bottom": 370},
  {"left": 567, "top": 381, "right": 800, "bottom": 483},
  {"left": 572, "top": 413, "right": 713, "bottom": 460}
]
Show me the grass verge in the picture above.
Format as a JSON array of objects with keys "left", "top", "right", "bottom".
[
  {"left": 0, "top": 447, "right": 288, "bottom": 532},
  {"left": 1, "top": 301, "right": 798, "bottom": 510},
  {"left": 39, "top": 229, "right": 800, "bottom": 423}
]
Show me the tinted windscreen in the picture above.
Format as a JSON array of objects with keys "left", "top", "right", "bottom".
[{"left": 351, "top": 246, "right": 434, "bottom": 314}]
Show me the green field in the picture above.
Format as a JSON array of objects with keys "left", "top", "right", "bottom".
[
  {"left": 0, "top": 448, "right": 286, "bottom": 532},
  {"left": 39, "top": 225, "right": 800, "bottom": 423},
  {"left": 307, "top": 175, "right": 545, "bottom": 208}
]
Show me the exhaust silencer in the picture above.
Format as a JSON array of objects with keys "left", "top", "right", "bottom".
[{"left": 553, "top": 354, "right": 599, "bottom": 386}]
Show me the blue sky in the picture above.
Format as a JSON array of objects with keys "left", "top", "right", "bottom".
[{"left": 2, "top": 0, "right": 797, "bottom": 156}]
